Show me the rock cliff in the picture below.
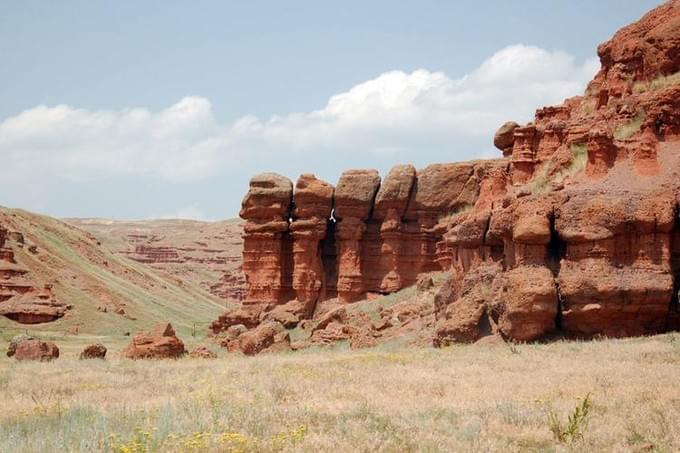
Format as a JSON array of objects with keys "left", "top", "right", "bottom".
[{"left": 215, "top": 1, "right": 680, "bottom": 345}]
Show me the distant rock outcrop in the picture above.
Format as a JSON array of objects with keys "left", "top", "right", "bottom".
[{"left": 0, "top": 225, "right": 69, "bottom": 324}]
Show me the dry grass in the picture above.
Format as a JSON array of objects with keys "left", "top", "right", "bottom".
[
  {"left": 437, "top": 204, "right": 474, "bottom": 224},
  {"left": 633, "top": 71, "right": 680, "bottom": 94},
  {"left": 614, "top": 111, "right": 645, "bottom": 141},
  {"left": 1, "top": 333, "right": 679, "bottom": 452}
]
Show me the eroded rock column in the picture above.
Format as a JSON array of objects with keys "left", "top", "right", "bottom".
[
  {"left": 239, "top": 173, "right": 294, "bottom": 313},
  {"left": 334, "top": 169, "right": 380, "bottom": 302},
  {"left": 373, "top": 164, "right": 416, "bottom": 293},
  {"left": 290, "top": 174, "right": 334, "bottom": 314}
]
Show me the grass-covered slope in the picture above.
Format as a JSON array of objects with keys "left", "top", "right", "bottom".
[
  {"left": 0, "top": 207, "right": 230, "bottom": 345},
  {"left": 1, "top": 335, "right": 679, "bottom": 452}
]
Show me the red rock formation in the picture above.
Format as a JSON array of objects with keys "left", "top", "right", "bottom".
[
  {"left": 556, "top": 191, "right": 675, "bottom": 337},
  {"left": 0, "top": 224, "right": 69, "bottom": 323},
  {"left": 13, "top": 339, "right": 60, "bottom": 361},
  {"left": 372, "top": 164, "right": 415, "bottom": 293},
  {"left": 334, "top": 169, "right": 380, "bottom": 302},
  {"left": 290, "top": 174, "right": 334, "bottom": 311},
  {"left": 121, "top": 323, "right": 185, "bottom": 359},
  {"left": 0, "top": 284, "right": 69, "bottom": 324},
  {"left": 494, "top": 122, "right": 519, "bottom": 157},
  {"left": 224, "top": 1, "right": 680, "bottom": 347},
  {"left": 237, "top": 321, "right": 291, "bottom": 355},
  {"left": 240, "top": 173, "right": 294, "bottom": 312}
]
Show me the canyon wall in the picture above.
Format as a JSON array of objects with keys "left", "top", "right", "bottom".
[{"left": 216, "top": 0, "right": 680, "bottom": 343}]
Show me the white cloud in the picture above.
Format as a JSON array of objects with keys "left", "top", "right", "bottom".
[{"left": 0, "top": 44, "right": 599, "bottom": 218}]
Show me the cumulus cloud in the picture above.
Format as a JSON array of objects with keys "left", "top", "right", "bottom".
[{"left": 0, "top": 45, "right": 599, "bottom": 218}]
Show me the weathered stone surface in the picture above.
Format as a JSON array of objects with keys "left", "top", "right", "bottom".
[
  {"left": 434, "top": 265, "right": 498, "bottom": 346},
  {"left": 1, "top": 224, "right": 69, "bottom": 324},
  {"left": 13, "top": 339, "right": 59, "bottom": 361},
  {"left": 210, "top": 307, "right": 260, "bottom": 334},
  {"left": 237, "top": 321, "right": 291, "bottom": 355},
  {"left": 372, "top": 165, "right": 416, "bottom": 292},
  {"left": 494, "top": 121, "right": 519, "bottom": 156},
  {"left": 80, "top": 343, "right": 107, "bottom": 359},
  {"left": 227, "top": 2, "right": 680, "bottom": 348},
  {"left": 490, "top": 266, "right": 558, "bottom": 341},
  {"left": 290, "top": 174, "right": 334, "bottom": 311},
  {"left": 122, "top": 323, "right": 185, "bottom": 359},
  {"left": 555, "top": 191, "right": 675, "bottom": 337},
  {"left": 334, "top": 169, "right": 381, "bottom": 302},
  {"left": 0, "top": 285, "right": 69, "bottom": 324},
  {"left": 240, "top": 173, "right": 294, "bottom": 310}
]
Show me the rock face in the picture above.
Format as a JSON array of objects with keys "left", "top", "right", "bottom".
[
  {"left": 121, "top": 323, "right": 185, "bottom": 359},
  {"left": 218, "top": 1, "right": 680, "bottom": 346},
  {"left": 335, "top": 169, "right": 381, "bottom": 302},
  {"left": 12, "top": 339, "right": 60, "bottom": 361},
  {"left": 290, "top": 174, "right": 334, "bottom": 311},
  {"left": 240, "top": 173, "right": 294, "bottom": 313}
]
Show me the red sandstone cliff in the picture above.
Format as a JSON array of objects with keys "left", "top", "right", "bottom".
[{"left": 214, "top": 1, "right": 680, "bottom": 345}]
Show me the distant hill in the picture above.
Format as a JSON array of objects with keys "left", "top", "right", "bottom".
[
  {"left": 0, "top": 207, "right": 231, "bottom": 342},
  {"left": 68, "top": 217, "right": 245, "bottom": 301}
]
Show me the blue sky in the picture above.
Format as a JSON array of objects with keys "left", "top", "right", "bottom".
[{"left": 0, "top": 0, "right": 663, "bottom": 219}]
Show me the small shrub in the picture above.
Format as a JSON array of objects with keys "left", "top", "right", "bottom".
[
  {"left": 614, "top": 111, "right": 645, "bottom": 140},
  {"left": 547, "top": 394, "right": 592, "bottom": 443}
]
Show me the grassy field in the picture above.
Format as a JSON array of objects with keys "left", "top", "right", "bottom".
[{"left": 1, "top": 334, "right": 679, "bottom": 452}]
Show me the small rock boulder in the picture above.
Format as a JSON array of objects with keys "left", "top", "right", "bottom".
[
  {"left": 210, "top": 307, "right": 260, "bottom": 334},
  {"left": 13, "top": 339, "right": 59, "bottom": 361},
  {"left": 80, "top": 343, "right": 107, "bottom": 359},
  {"left": 121, "top": 323, "right": 185, "bottom": 359},
  {"left": 494, "top": 121, "right": 519, "bottom": 156},
  {"left": 238, "top": 321, "right": 291, "bottom": 355},
  {"left": 313, "top": 306, "right": 347, "bottom": 332}
]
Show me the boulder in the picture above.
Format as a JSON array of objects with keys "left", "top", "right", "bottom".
[
  {"left": 494, "top": 121, "right": 519, "bottom": 155},
  {"left": 490, "top": 266, "right": 558, "bottom": 342},
  {"left": 121, "top": 323, "right": 185, "bottom": 359},
  {"left": 237, "top": 321, "right": 291, "bottom": 355},
  {"left": 13, "top": 339, "right": 59, "bottom": 361},
  {"left": 80, "top": 343, "right": 107, "bottom": 359}
]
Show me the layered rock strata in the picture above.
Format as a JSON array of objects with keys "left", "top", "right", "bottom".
[
  {"left": 0, "top": 225, "right": 69, "bottom": 323},
  {"left": 218, "top": 1, "right": 680, "bottom": 345}
]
